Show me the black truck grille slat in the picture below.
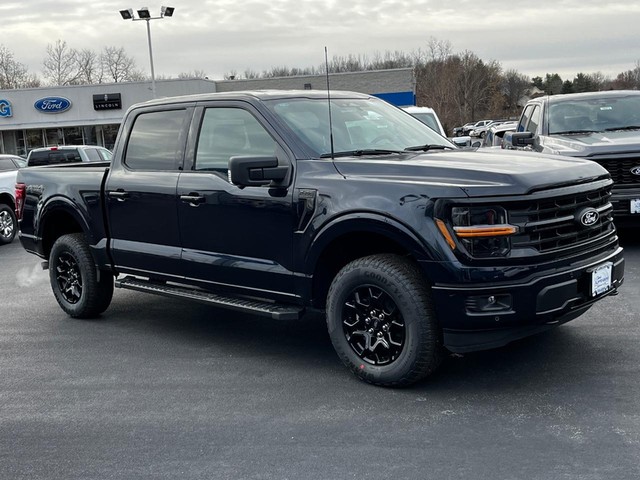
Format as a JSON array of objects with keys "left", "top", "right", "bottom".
[
  {"left": 590, "top": 157, "right": 640, "bottom": 185},
  {"left": 508, "top": 184, "right": 615, "bottom": 254}
]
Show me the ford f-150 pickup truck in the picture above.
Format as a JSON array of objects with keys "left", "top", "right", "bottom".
[
  {"left": 504, "top": 90, "right": 640, "bottom": 225},
  {"left": 16, "top": 90, "right": 625, "bottom": 386}
]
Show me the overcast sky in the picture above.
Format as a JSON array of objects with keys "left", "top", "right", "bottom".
[{"left": 2, "top": 0, "right": 639, "bottom": 83}]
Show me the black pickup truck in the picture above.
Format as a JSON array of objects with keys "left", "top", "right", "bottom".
[
  {"left": 16, "top": 91, "right": 624, "bottom": 386},
  {"left": 505, "top": 90, "right": 640, "bottom": 225}
]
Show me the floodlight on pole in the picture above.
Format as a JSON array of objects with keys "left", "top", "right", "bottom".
[
  {"left": 137, "top": 7, "right": 151, "bottom": 19},
  {"left": 119, "top": 6, "right": 175, "bottom": 98}
]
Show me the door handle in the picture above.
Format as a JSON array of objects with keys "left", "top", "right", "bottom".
[
  {"left": 180, "top": 193, "right": 205, "bottom": 206},
  {"left": 108, "top": 190, "right": 129, "bottom": 201}
]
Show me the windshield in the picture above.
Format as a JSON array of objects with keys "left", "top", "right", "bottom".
[
  {"left": 549, "top": 94, "right": 640, "bottom": 134},
  {"left": 265, "top": 96, "right": 454, "bottom": 157}
]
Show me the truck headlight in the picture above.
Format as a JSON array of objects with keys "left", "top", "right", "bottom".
[{"left": 437, "top": 206, "right": 517, "bottom": 258}]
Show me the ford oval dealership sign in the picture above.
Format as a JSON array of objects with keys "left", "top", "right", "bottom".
[{"left": 34, "top": 97, "right": 72, "bottom": 113}]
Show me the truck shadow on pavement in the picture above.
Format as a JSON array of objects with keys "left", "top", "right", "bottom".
[{"left": 99, "top": 288, "right": 619, "bottom": 392}]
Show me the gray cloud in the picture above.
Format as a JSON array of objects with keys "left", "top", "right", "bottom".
[{"left": 1, "top": 0, "right": 638, "bottom": 81}]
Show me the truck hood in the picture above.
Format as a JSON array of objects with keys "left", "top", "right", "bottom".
[
  {"left": 544, "top": 129, "right": 640, "bottom": 156},
  {"left": 331, "top": 149, "right": 609, "bottom": 197}
]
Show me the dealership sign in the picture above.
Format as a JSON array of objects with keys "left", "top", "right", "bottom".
[
  {"left": 34, "top": 96, "right": 72, "bottom": 114},
  {"left": 0, "top": 100, "right": 12, "bottom": 117},
  {"left": 93, "top": 93, "right": 122, "bottom": 111}
]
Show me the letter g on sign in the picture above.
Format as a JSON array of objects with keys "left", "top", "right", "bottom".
[{"left": 0, "top": 100, "right": 12, "bottom": 118}]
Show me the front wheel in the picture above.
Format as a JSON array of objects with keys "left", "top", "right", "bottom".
[
  {"left": 49, "top": 233, "right": 113, "bottom": 318},
  {"left": 326, "top": 254, "right": 442, "bottom": 387},
  {"left": 0, "top": 203, "right": 16, "bottom": 245}
]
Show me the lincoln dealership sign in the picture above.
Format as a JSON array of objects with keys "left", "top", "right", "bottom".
[{"left": 34, "top": 97, "right": 72, "bottom": 113}]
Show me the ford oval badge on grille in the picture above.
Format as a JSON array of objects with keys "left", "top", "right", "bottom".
[
  {"left": 577, "top": 208, "right": 599, "bottom": 226},
  {"left": 631, "top": 166, "right": 640, "bottom": 176}
]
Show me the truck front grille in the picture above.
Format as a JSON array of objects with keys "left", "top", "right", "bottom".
[
  {"left": 508, "top": 183, "right": 615, "bottom": 254},
  {"left": 589, "top": 155, "right": 640, "bottom": 186}
]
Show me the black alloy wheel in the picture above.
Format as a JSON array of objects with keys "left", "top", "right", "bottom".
[
  {"left": 342, "top": 285, "right": 405, "bottom": 366},
  {"left": 55, "top": 251, "right": 83, "bottom": 304}
]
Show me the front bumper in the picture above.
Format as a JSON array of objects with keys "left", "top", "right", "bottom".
[{"left": 423, "top": 246, "right": 625, "bottom": 353}]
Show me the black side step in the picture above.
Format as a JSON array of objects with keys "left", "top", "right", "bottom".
[{"left": 115, "top": 276, "right": 303, "bottom": 320}]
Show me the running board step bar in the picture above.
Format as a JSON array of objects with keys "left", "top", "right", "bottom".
[{"left": 115, "top": 276, "right": 303, "bottom": 320}]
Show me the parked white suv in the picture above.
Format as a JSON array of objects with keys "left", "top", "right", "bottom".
[
  {"left": 401, "top": 106, "right": 446, "bottom": 137},
  {"left": 0, "top": 154, "right": 26, "bottom": 245}
]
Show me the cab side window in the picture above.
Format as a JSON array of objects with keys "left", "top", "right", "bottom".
[
  {"left": 525, "top": 106, "right": 541, "bottom": 134},
  {"left": 194, "top": 108, "right": 277, "bottom": 174},
  {"left": 517, "top": 105, "right": 534, "bottom": 132},
  {"left": 124, "top": 109, "right": 187, "bottom": 170}
]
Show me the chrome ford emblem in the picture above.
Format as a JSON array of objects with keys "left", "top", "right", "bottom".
[
  {"left": 631, "top": 166, "right": 640, "bottom": 176},
  {"left": 577, "top": 208, "right": 599, "bottom": 226}
]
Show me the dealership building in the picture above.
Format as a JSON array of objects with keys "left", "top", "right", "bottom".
[{"left": 0, "top": 68, "right": 414, "bottom": 156}]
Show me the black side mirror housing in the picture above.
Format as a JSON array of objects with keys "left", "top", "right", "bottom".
[
  {"left": 503, "top": 131, "right": 535, "bottom": 148},
  {"left": 229, "top": 156, "right": 289, "bottom": 187}
]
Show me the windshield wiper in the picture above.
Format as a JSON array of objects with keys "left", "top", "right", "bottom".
[
  {"left": 403, "top": 144, "right": 455, "bottom": 152},
  {"left": 604, "top": 126, "right": 640, "bottom": 132},
  {"left": 319, "top": 149, "right": 405, "bottom": 158}
]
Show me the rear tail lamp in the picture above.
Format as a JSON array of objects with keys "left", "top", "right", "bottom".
[{"left": 15, "top": 183, "right": 26, "bottom": 220}]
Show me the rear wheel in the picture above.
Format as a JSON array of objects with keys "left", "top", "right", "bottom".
[
  {"left": 326, "top": 254, "right": 442, "bottom": 387},
  {"left": 49, "top": 233, "right": 113, "bottom": 318},
  {"left": 0, "top": 204, "right": 16, "bottom": 245}
]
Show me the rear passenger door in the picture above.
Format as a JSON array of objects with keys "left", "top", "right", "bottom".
[
  {"left": 176, "top": 102, "right": 297, "bottom": 300},
  {"left": 105, "top": 105, "right": 193, "bottom": 278}
]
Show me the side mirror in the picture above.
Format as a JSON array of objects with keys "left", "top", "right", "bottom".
[
  {"left": 229, "top": 155, "right": 289, "bottom": 187},
  {"left": 503, "top": 131, "right": 534, "bottom": 148}
]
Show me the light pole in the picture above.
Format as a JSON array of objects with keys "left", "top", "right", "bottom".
[{"left": 119, "top": 6, "right": 175, "bottom": 98}]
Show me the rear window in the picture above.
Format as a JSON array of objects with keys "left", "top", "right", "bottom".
[{"left": 28, "top": 150, "right": 82, "bottom": 167}]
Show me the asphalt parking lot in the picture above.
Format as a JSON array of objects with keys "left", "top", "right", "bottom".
[{"left": 1, "top": 231, "right": 639, "bottom": 480}]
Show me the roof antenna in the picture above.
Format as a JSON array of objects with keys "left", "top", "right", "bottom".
[{"left": 324, "top": 46, "right": 335, "bottom": 160}]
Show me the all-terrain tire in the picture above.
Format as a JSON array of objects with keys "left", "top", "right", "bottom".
[
  {"left": 49, "top": 233, "right": 113, "bottom": 318},
  {"left": 326, "top": 254, "right": 442, "bottom": 387}
]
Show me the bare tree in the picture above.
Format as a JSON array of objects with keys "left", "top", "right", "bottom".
[
  {"left": 42, "top": 40, "right": 79, "bottom": 85},
  {"left": 100, "top": 46, "right": 142, "bottom": 82},
  {"left": 223, "top": 69, "right": 238, "bottom": 80},
  {"left": 613, "top": 61, "right": 640, "bottom": 90},
  {"left": 0, "top": 45, "right": 40, "bottom": 88},
  {"left": 243, "top": 69, "right": 260, "bottom": 79},
  {"left": 75, "top": 49, "right": 101, "bottom": 84},
  {"left": 414, "top": 38, "right": 456, "bottom": 131},
  {"left": 368, "top": 50, "right": 414, "bottom": 70},
  {"left": 178, "top": 69, "right": 208, "bottom": 79},
  {"left": 502, "top": 69, "right": 531, "bottom": 113}
]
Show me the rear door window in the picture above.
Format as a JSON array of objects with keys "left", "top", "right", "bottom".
[{"left": 124, "top": 109, "right": 188, "bottom": 171}]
